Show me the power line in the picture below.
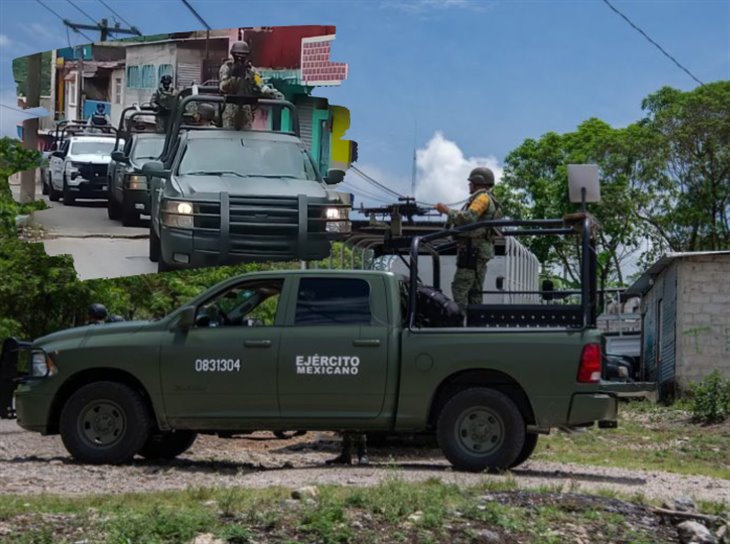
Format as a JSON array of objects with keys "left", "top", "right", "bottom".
[
  {"left": 35, "top": 0, "right": 95, "bottom": 42},
  {"left": 601, "top": 0, "right": 704, "bottom": 86},
  {"left": 66, "top": 0, "right": 97, "bottom": 24},
  {"left": 0, "top": 103, "right": 46, "bottom": 117},
  {"left": 97, "top": 0, "right": 139, "bottom": 32},
  {"left": 180, "top": 0, "right": 211, "bottom": 30},
  {"left": 351, "top": 165, "right": 407, "bottom": 199}
]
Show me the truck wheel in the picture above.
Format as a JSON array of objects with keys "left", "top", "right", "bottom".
[
  {"left": 149, "top": 224, "right": 160, "bottom": 262},
  {"left": 138, "top": 430, "right": 197, "bottom": 460},
  {"left": 437, "top": 388, "right": 525, "bottom": 473},
  {"left": 42, "top": 173, "right": 49, "bottom": 195},
  {"left": 49, "top": 178, "right": 61, "bottom": 202},
  {"left": 510, "top": 433, "right": 538, "bottom": 469},
  {"left": 62, "top": 176, "right": 75, "bottom": 206},
  {"left": 108, "top": 195, "right": 121, "bottom": 220},
  {"left": 59, "top": 381, "right": 151, "bottom": 465}
]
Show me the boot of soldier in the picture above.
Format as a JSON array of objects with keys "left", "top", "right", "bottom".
[{"left": 325, "top": 451, "right": 352, "bottom": 465}]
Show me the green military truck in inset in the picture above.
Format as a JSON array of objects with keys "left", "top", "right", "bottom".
[{"left": 0, "top": 214, "right": 654, "bottom": 471}]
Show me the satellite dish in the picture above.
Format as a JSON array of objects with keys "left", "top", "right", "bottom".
[{"left": 568, "top": 164, "right": 600, "bottom": 204}]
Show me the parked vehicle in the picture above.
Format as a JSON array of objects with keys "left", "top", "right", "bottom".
[
  {"left": 46, "top": 123, "right": 122, "bottom": 205},
  {"left": 0, "top": 214, "right": 655, "bottom": 470},
  {"left": 145, "top": 89, "right": 352, "bottom": 272}
]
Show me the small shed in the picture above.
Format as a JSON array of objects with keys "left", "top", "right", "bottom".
[{"left": 626, "top": 251, "right": 730, "bottom": 399}]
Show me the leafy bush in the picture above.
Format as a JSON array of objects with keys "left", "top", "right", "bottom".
[{"left": 688, "top": 370, "right": 730, "bottom": 423}]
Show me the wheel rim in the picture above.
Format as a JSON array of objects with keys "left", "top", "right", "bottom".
[
  {"left": 78, "top": 400, "right": 126, "bottom": 448},
  {"left": 455, "top": 407, "right": 505, "bottom": 455}
]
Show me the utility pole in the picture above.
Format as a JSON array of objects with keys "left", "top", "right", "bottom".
[
  {"left": 20, "top": 53, "right": 41, "bottom": 203},
  {"left": 64, "top": 18, "right": 142, "bottom": 42}
]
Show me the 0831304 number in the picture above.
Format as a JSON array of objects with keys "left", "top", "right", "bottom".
[{"left": 194, "top": 359, "right": 241, "bottom": 372}]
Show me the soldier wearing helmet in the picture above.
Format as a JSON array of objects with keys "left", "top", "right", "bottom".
[
  {"left": 435, "top": 167, "right": 501, "bottom": 313},
  {"left": 151, "top": 74, "right": 178, "bottom": 133},
  {"left": 219, "top": 40, "right": 283, "bottom": 130},
  {"left": 87, "top": 303, "right": 108, "bottom": 325}
]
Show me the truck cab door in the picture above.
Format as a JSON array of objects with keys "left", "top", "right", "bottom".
[
  {"left": 50, "top": 143, "right": 68, "bottom": 188},
  {"left": 277, "top": 276, "right": 390, "bottom": 420},
  {"left": 159, "top": 278, "right": 285, "bottom": 428}
]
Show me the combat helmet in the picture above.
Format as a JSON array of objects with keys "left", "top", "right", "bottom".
[
  {"left": 160, "top": 74, "right": 173, "bottom": 86},
  {"left": 468, "top": 167, "right": 495, "bottom": 188},
  {"left": 88, "top": 303, "right": 108, "bottom": 321},
  {"left": 230, "top": 41, "right": 251, "bottom": 56}
]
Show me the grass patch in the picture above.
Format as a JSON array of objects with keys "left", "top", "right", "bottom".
[
  {"left": 532, "top": 400, "right": 730, "bottom": 479},
  {"left": 0, "top": 480, "right": 687, "bottom": 544}
]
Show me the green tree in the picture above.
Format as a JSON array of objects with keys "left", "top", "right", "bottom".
[
  {"left": 499, "top": 118, "right": 657, "bottom": 292},
  {"left": 0, "top": 137, "right": 43, "bottom": 236},
  {"left": 637, "top": 81, "right": 730, "bottom": 254}
]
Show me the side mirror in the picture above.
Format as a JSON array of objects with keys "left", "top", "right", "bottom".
[
  {"left": 111, "top": 150, "right": 129, "bottom": 164},
  {"left": 176, "top": 306, "right": 195, "bottom": 330},
  {"left": 142, "top": 160, "right": 170, "bottom": 179},
  {"left": 323, "top": 169, "right": 345, "bottom": 185}
]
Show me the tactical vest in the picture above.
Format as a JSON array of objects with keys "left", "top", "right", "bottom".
[
  {"left": 90, "top": 112, "right": 107, "bottom": 126},
  {"left": 458, "top": 188, "right": 498, "bottom": 241},
  {"left": 221, "top": 60, "right": 258, "bottom": 96}
]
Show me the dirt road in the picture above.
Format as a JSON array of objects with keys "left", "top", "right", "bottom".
[{"left": 1, "top": 420, "right": 727, "bottom": 504}]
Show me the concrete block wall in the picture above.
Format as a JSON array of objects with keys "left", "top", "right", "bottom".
[{"left": 675, "top": 254, "right": 730, "bottom": 388}]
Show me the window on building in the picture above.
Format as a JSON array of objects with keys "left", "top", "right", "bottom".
[
  {"left": 126, "top": 66, "right": 140, "bottom": 89},
  {"left": 141, "top": 65, "right": 156, "bottom": 89},
  {"left": 67, "top": 77, "right": 77, "bottom": 106},
  {"left": 158, "top": 63, "right": 174, "bottom": 83},
  {"left": 294, "top": 278, "right": 371, "bottom": 326},
  {"left": 114, "top": 78, "right": 122, "bottom": 104}
]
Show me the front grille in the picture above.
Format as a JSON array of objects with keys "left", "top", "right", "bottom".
[{"left": 78, "top": 163, "right": 107, "bottom": 183}]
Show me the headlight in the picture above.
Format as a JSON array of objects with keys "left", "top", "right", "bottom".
[
  {"left": 161, "top": 200, "right": 194, "bottom": 229},
  {"left": 324, "top": 206, "right": 351, "bottom": 233},
  {"left": 31, "top": 351, "right": 57, "bottom": 378},
  {"left": 126, "top": 174, "right": 148, "bottom": 190}
]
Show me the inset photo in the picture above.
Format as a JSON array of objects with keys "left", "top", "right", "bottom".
[{"left": 8, "top": 25, "right": 357, "bottom": 279}]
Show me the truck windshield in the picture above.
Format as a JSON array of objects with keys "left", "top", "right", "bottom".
[
  {"left": 178, "top": 138, "right": 319, "bottom": 181},
  {"left": 132, "top": 137, "right": 165, "bottom": 161},
  {"left": 70, "top": 140, "right": 117, "bottom": 155}
]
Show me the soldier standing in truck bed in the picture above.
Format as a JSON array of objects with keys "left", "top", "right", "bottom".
[
  {"left": 219, "top": 41, "right": 283, "bottom": 130},
  {"left": 435, "top": 167, "right": 500, "bottom": 313},
  {"left": 151, "top": 75, "right": 177, "bottom": 133}
]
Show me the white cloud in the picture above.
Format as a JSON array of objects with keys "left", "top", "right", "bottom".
[
  {"left": 0, "top": 34, "right": 11, "bottom": 47},
  {"left": 414, "top": 131, "right": 503, "bottom": 206}
]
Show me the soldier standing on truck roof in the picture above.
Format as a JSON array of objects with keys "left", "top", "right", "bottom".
[
  {"left": 326, "top": 432, "right": 369, "bottom": 466},
  {"left": 151, "top": 75, "right": 177, "bottom": 133},
  {"left": 219, "top": 41, "right": 283, "bottom": 130},
  {"left": 435, "top": 167, "right": 500, "bottom": 314}
]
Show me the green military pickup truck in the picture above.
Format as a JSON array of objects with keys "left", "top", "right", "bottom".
[{"left": 0, "top": 214, "right": 653, "bottom": 471}]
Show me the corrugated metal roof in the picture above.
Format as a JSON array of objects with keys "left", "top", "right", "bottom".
[{"left": 626, "top": 251, "right": 730, "bottom": 296}]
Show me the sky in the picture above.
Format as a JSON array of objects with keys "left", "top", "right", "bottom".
[{"left": 0, "top": 0, "right": 728, "bottom": 208}]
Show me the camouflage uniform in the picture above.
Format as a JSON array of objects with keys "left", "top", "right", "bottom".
[
  {"left": 446, "top": 174, "right": 499, "bottom": 312},
  {"left": 326, "top": 432, "right": 368, "bottom": 466},
  {"left": 219, "top": 57, "right": 281, "bottom": 130},
  {"left": 151, "top": 80, "right": 177, "bottom": 133}
]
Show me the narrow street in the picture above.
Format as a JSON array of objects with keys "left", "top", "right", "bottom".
[{"left": 11, "top": 175, "right": 156, "bottom": 280}]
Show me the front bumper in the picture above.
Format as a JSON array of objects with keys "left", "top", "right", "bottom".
[
  {"left": 66, "top": 179, "right": 109, "bottom": 199},
  {"left": 159, "top": 193, "right": 348, "bottom": 267}
]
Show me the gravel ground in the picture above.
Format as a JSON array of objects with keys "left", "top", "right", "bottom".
[{"left": 1, "top": 419, "right": 728, "bottom": 504}]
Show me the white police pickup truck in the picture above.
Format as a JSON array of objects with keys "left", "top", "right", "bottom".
[{"left": 48, "top": 135, "right": 123, "bottom": 205}]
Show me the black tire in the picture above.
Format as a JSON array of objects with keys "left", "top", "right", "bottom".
[
  {"left": 42, "top": 172, "right": 49, "bottom": 195},
  {"left": 149, "top": 223, "right": 160, "bottom": 262},
  {"left": 59, "top": 381, "right": 151, "bottom": 464},
  {"left": 121, "top": 200, "right": 139, "bottom": 227},
  {"left": 138, "top": 430, "right": 197, "bottom": 460},
  {"left": 108, "top": 194, "right": 121, "bottom": 220},
  {"left": 510, "top": 433, "right": 538, "bottom": 469},
  {"left": 414, "top": 284, "right": 464, "bottom": 327},
  {"left": 62, "top": 176, "right": 75, "bottom": 206},
  {"left": 157, "top": 258, "right": 173, "bottom": 273},
  {"left": 49, "top": 177, "right": 61, "bottom": 202},
  {"left": 437, "top": 388, "right": 525, "bottom": 473}
]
